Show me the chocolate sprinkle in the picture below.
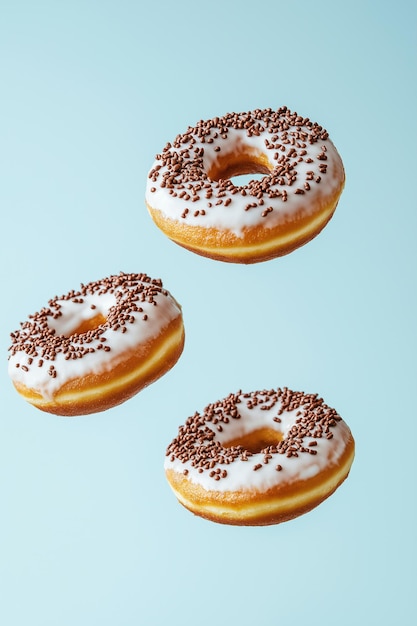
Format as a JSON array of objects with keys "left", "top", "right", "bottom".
[
  {"left": 166, "top": 388, "right": 343, "bottom": 481},
  {"left": 8, "top": 272, "right": 168, "bottom": 378},
  {"left": 148, "top": 107, "right": 331, "bottom": 221}
]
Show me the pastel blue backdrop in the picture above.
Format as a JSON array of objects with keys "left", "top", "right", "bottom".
[{"left": 1, "top": 1, "right": 415, "bottom": 625}]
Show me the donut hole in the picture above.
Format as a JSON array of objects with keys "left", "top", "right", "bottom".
[
  {"left": 207, "top": 151, "right": 272, "bottom": 186},
  {"left": 68, "top": 313, "right": 108, "bottom": 337},
  {"left": 229, "top": 171, "right": 268, "bottom": 187},
  {"left": 47, "top": 294, "right": 116, "bottom": 338},
  {"left": 223, "top": 427, "right": 283, "bottom": 454},
  {"left": 48, "top": 310, "right": 109, "bottom": 339}
]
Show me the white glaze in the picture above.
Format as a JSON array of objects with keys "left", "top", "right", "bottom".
[
  {"left": 146, "top": 111, "right": 344, "bottom": 237},
  {"left": 165, "top": 391, "right": 352, "bottom": 493},
  {"left": 8, "top": 276, "right": 182, "bottom": 400}
]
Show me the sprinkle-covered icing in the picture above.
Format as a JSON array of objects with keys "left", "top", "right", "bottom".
[
  {"left": 8, "top": 272, "right": 182, "bottom": 400},
  {"left": 147, "top": 107, "right": 344, "bottom": 236},
  {"left": 165, "top": 388, "right": 352, "bottom": 493}
]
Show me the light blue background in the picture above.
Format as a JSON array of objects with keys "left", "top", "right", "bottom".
[{"left": 1, "top": 1, "right": 416, "bottom": 624}]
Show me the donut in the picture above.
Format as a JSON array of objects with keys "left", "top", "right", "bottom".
[
  {"left": 146, "top": 107, "right": 345, "bottom": 263},
  {"left": 8, "top": 272, "right": 185, "bottom": 416},
  {"left": 165, "top": 387, "right": 354, "bottom": 526}
]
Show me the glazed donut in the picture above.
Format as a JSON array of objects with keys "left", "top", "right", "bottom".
[
  {"left": 8, "top": 272, "right": 185, "bottom": 416},
  {"left": 165, "top": 387, "right": 354, "bottom": 526},
  {"left": 146, "top": 107, "right": 345, "bottom": 263}
]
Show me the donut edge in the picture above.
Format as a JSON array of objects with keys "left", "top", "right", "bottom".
[
  {"left": 12, "top": 315, "right": 185, "bottom": 416},
  {"left": 165, "top": 434, "right": 355, "bottom": 526},
  {"left": 146, "top": 175, "right": 344, "bottom": 264}
]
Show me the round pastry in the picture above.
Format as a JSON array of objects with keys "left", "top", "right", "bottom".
[
  {"left": 8, "top": 272, "right": 185, "bottom": 416},
  {"left": 165, "top": 387, "right": 354, "bottom": 526},
  {"left": 146, "top": 107, "right": 345, "bottom": 263}
]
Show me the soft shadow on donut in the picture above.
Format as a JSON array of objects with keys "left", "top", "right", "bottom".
[{"left": 146, "top": 107, "right": 345, "bottom": 264}]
